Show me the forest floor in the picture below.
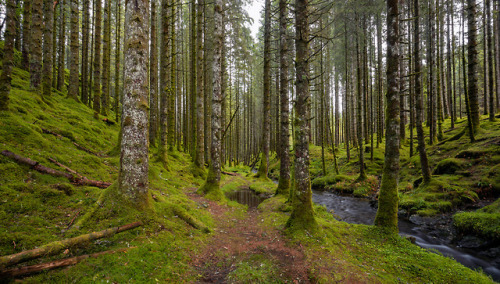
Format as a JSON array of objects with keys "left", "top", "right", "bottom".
[
  {"left": 187, "top": 184, "right": 310, "bottom": 283},
  {"left": 0, "top": 67, "right": 498, "bottom": 283}
]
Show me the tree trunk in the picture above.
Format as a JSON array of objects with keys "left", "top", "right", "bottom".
[
  {"left": 101, "top": 0, "right": 111, "bottom": 116},
  {"left": 413, "top": 0, "right": 431, "bottom": 184},
  {"left": 114, "top": 0, "right": 121, "bottom": 121},
  {"left": 256, "top": 0, "right": 271, "bottom": 179},
  {"left": 467, "top": 0, "right": 480, "bottom": 132},
  {"left": 81, "top": 0, "right": 90, "bottom": 104},
  {"left": 21, "top": 0, "right": 31, "bottom": 70},
  {"left": 286, "top": 0, "right": 317, "bottom": 232},
  {"left": 158, "top": 0, "right": 170, "bottom": 167},
  {"left": 169, "top": 0, "right": 177, "bottom": 151},
  {"left": 0, "top": 0, "right": 16, "bottom": 110},
  {"left": 199, "top": 0, "right": 224, "bottom": 201},
  {"left": 356, "top": 23, "right": 366, "bottom": 181},
  {"left": 119, "top": 0, "right": 150, "bottom": 209},
  {"left": 68, "top": 0, "right": 79, "bottom": 101},
  {"left": 93, "top": 0, "right": 102, "bottom": 115},
  {"left": 42, "top": 0, "right": 54, "bottom": 98},
  {"left": 56, "top": 0, "right": 66, "bottom": 92},
  {"left": 195, "top": 0, "right": 205, "bottom": 168},
  {"left": 150, "top": 0, "right": 158, "bottom": 146},
  {"left": 486, "top": 0, "right": 496, "bottom": 121},
  {"left": 276, "top": 0, "right": 290, "bottom": 196},
  {"left": 375, "top": 0, "right": 400, "bottom": 233}
]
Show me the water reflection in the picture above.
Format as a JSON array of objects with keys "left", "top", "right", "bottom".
[{"left": 225, "top": 188, "right": 264, "bottom": 208}]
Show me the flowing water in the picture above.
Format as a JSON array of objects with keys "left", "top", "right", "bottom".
[{"left": 312, "top": 190, "right": 500, "bottom": 281}]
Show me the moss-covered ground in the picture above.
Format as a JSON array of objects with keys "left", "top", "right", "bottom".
[{"left": 0, "top": 66, "right": 497, "bottom": 283}]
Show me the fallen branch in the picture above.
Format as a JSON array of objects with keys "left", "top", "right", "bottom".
[
  {"left": 172, "top": 208, "right": 211, "bottom": 233},
  {"left": 0, "top": 248, "right": 133, "bottom": 278},
  {"left": 1, "top": 151, "right": 110, "bottom": 188},
  {"left": 0, "top": 221, "right": 142, "bottom": 269},
  {"left": 221, "top": 171, "right": 238, "bottom": 176},
  {"left": 48, "top": 158, "right": 83, "bottom": 178}
]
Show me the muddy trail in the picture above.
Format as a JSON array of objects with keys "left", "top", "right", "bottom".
[{"left": 186, "top": 183, "right": 310, "bottom": 283}]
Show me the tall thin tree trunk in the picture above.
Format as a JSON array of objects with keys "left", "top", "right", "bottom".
[
  {"left": 286, "top": 0, "right": 317, "bottom": 232},
  {"left": 158, "top": 0, "right": 170, "bottom": 167},
  {"left": 57, "top": 0, "right": 66, "bottom": 92},
  {"left": 276, "top": 0, "right": 290, "bottom": 196},
  {"left": 42, "top": 0, "right": 54, "bottom": 98},
  {"left": 199, "top": 0, "right": 224, "bottom": 201},
  {"left": 93, "top": 0, "right": 102, "bottom": 115},
  {"left": 414, "top": 0, "right": 431, "bottom": 184},
  {"left": 114, "top": 0, "right": 121, "bottom": 121},
  {"left": 0, "top": 0, "right": 16, "bottom": 110},
  {"left": 101, "top": 0, "right": 111, "bottom": 116},
  {"left": 356, "top": 22, "right": 366, "bottom": 181},
  {"left": 467, "top": 0, "right": 480, "bottom": 132},
  {"left": 81, "top": 0, "right": 90, "bottom": 104},
  {"left": 486, "top": 0, "right": 496, "bottom": 121},
  {"left": 68, "top": 0, "right": 79, "bottom": 101},
  {"left": 195, "top": 0, "right": 205, "bottom": 168},
  {"left": 22, "top": 0, "right": 31, "bottom": 71},
  {"left": 375, "top": 0, "right": 400, "bottom": 233},
  {"left": 150, "top": 0, "right": 158, "bottom": 146},
  {"left": 256, "top": 0, "right": 271, "bottom": 179}
]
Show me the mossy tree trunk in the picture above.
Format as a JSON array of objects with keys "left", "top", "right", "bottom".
[
  {"left": 495, "top": 0, "right": 500, "bottom": 112},
  {"left": 199, "top": 0, "right": 224, "bottom": 201},
  {"left": 374, "top": 0, "right": 400, "bottom": 233},
  {"left": 195, "top": 0, "right": 205, "bottom": 168},
  {"left": 93, "top": 0, "right": 102, "bottom": 115},
  {"left": 68, "top": 0, "right": 79, "bottom": 101},
  {"left": 467, "top": 0, "right": 480, "bottom": 133},
  {"left": 0, "top": 0, "right": 16, "bottom": 110},
  {"left": 168, "top": 0, "right": 176, "bottom": 151},
  {"left": 190, "top": 0, "right": 197, "bottom": 157},
  {"left": 158, "top": 0, "right": 170, "bottom": 167},
  {"left": 114, "top": 0, "right": 121, "bottom": 122},
  {"left": 21, "top": 0, "right": 31, "bottom": 71},
  {"left": 149, "top": 0, "right": 158, "bottom": 146},
  {"left": 256, "top": 0, "right": 271, "bottom": 179},
  {"left": 56, "top": 0, "right": 66, "bottom": 92},
  {"left": 81, "top": 0, "right": 90, "bottom": 104},
  {"left": 42, "top": 0, "right": 54, "bottom": 98},
  {"left": 276, "top": 0, "right": 290, "bottom": 196},
  {"left": 413, "top": 0, "right": 431, "bottom": 184},
  {"left": 486, "top": 0, "right": 496, "bottom": 121},
  {"left": 355, "top": 23, "right": 366, "bottom": 182},
  {"left": 30, "top": 0, "right": 43, "bottom": 90},
  {"left": 286, "top": 0, "right": 317, "bottom": 232},
  {"left": 101, "top": 0, "right": 111, "bottom": 116},
  {"left": 119, "top": 0, "right": 150, "bottom": 209}
]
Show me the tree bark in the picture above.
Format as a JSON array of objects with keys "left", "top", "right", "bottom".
[
  {"left": 42, "top": 0, "right": 54, "bottom": 98},
  {"left": 101, "top": 0, "right": 111, "bottom": 116},
  {"left": 150, "top": 0, "right": 158, "bottom": 146},
  {"left": 276, "top": 0, "right": 290, "bottom": 196},
  {"left": 195, "top": 0, "right": 205, "bottom": 167},
  {"left": 256, "top": 0, "right": 271, "bottom": 179},
  {"left": 486, "top": 0, "right": 496, "bottom": 121},
  {"left": 375, "top": 0, "right": 400, "bottom": 233},
  {"left": 21, "top": 0, "right": 31, "bottom": 70},
  {"left": 0, "top": 0, "right": 16, "bottom": 110},
  {"left": 119, "top": 0, "right": 150, "bottom": 209},
  {"left": 56, "top": 0, "right": 66, "bottom": 92},
  {"left": 199, "top": 0, "right": 224, "bottom": 201},
  {"left": 68, "top": 0, "right": 80, "bottom": 101},
  {"left": 114, "top": 0, "right": 121, "bottom": 122},
  {"left": 81, "top": 0, "right": 90, "bottom": 104},
  {"left": 93, "top": 0, "right": 102, "bottom": 115},
  {"left": 286, "top": 0, "right": 317, "bottom": 232},
  {"left": 413, "top": 0, "right": 431, "bottom": 184},
  {"left": 467, "top": 0, "right": 480, "bottom": 132}
]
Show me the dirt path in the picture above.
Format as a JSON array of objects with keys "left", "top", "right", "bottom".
[{"left": 186, "top": 185, "right": 311, "bottom": 283}]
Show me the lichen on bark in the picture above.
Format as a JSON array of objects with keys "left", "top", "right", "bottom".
[{"left": 118, "top": 0, "right": 150, "bottom": 209}]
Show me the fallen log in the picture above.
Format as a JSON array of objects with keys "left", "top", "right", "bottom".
[
  {"left": 221, "top": 171, "right": 238, "bottom": 176},
  {"left": 1, "top": 151, "right": 110, "bottom": 189},
  {"left": 48, "top": 157, "right": 111, "bottom": 188},
  {"left": 0, "top": 221, "right": 142, "bottom": 269},
  {"left": 0, "top": 248, "right": 132, "bottom": 278}
]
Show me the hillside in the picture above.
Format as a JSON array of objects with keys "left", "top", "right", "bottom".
[{"left": 0, "top": 68, "right": 497, "bottom": 283}]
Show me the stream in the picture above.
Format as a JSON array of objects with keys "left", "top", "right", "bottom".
[{"left": 312, "top": 190, "right": 500, "bottom": 281}]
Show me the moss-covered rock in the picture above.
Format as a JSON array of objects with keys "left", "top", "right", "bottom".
[{"left": 433, "top": 158, "right": 464, "bottom": 175}]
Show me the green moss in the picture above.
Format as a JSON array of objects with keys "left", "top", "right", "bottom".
[
  {"left": 226, "top": 254, "right": 282, "bottom": 283},
  {"left": 453, "top": 199, "right": 500, "bottom": 241},
  {"left": 433, "top": 158, "right": 464, "bottom": 175},
  {"left": 311, "top": 174, "right": 350, "bottom": 189}
]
